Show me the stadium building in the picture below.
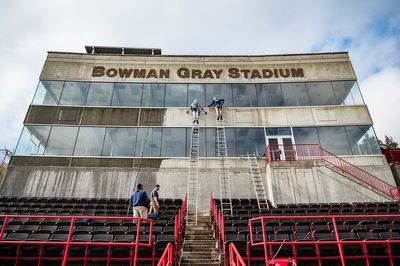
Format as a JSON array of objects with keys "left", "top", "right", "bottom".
[
  {"left": 1, "top": 46, "right": 400, "bottom": 266},
  {"left": 2, "top": 46, "right": 398, "bottom": 209}
]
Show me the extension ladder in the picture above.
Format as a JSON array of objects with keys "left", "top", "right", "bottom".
[
  {"left": 247, "top": 153, "right": 270, "bottom": 211},
  {"left": 216, "top": 118, "right": 233, "bottom": 217},
  {"left": 187, "top": 126, "right": 199, "bottom": 224}
]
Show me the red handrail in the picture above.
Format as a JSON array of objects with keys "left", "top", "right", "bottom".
[
  {"left": 157, "top": 243, "right": 174, "bottom": 266},
  {"left": 265, "top": 144, "right": 400, "bottom": 200},
  {"left": 249, "top": 214, "right": 400, "bottom": 266},
  {"left": 0, "top": 214, "right": 153, "bottom": 266},
  {"left": 229, "top": 243, "right": 247, "bottom": 266}
]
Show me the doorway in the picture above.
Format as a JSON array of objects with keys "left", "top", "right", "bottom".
[{"left": 265, "top": 128, "right": 295, "bottom": 161}]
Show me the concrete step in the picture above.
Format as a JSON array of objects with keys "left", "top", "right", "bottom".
[
  {"left": 182, "top": 251, "right": 218, "bottom": 260},
  {"left": 186, "top": 229, "right": 212, "bottom": 235},
  {"left": 183, "top": 239, "right": 216, "bottom": 245},
  {"left": 180, "top": 262, "right": 220, "bottom": 266},
  {"left": 181, "top": 258, "right": 219, "bottom": 264},
  {"left": 185, "top": 234, "right": 214, "bottom": 240},
  {"left": 182, "top": 244, "right": 215, "bottom": 250}
]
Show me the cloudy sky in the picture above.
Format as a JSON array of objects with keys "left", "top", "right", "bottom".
[{"left": 0, "top": 0, "right": 399, "bottom": 151}]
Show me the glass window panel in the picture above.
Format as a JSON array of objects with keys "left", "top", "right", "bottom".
[
  {"left": 32, "top": 81, "right": 64, "bottom": 105},
  {"left": 225, "top": 128, "right": 237, "bottom": 157},
  {"left": 281, "top": 83, "right": 310, "bottom": 106},
  {"left": 59, "top": 82, "right": 89, "bottom": 105},
  {"left": 317, "top": 127, "right": 352, "bottom": 155},
  {"left": 161, "top": 128, "right": 186, "bottom": 156},
  {"left": 235, "top": 128, "right": 265, "bottom": 157},
  {"left": 102, "top": 128, "right": 137, "bottom": 156},
  {"left": 187, "top": 84, "right": 206, "bottom": 107},
  {"left": 74, "top": 127, "right": 106, "bottom": 156},
  {"left": 278, "top": 128, "right": 292, "bottom": 135},
  {"left": 141, "top": 83, "right": 165, "bottom": 107},
  {"left": 265, "top": 128, "right": 291, "bottom": 136},
  {"left": 44, "top": 126, "right": 79, "bottom": 155},
  {"left": 206, "top": 84, "right": 233, "bottom": 107},
  {"left": 266, "top": 128, "right": 278, "bottom": 136},
  {"left": 349, "top": 81, "right": 364, "bottom": 104},
  {"left": 165, "top": 84, "right": 187, "bottom": 107},
  {"left": 135, "top": 128, "right": 161, "bottom": 157},
  {"left": 232, "top": 84, "right": 257, "bottom": 107},
  {"left": 205, "top": 128, "right": 216, "bottom": 157},
  {"left": 112, "top": 83, "right": 143, "bottom": 106},
  {"left": 86, "top": 82, "right": 113, "bottom": 106},
  {"left": 345, "top": 125, "right": 380, "bottom": 155},
  {"left": 293, "top": 127, "right": 319, "bottom": 145},
  {"left": 256, "top": 83, "right": 284, "bottom": 107},
  {"left": 332, "top": 81, "right": 355, "bottom": 105},
  {"left": 15, "top": 126, "right": 51, "bottom": 155},
  {"left": 306, "top": 82, "right": 337, "bottom": 105}
]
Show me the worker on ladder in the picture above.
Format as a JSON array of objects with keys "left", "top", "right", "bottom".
[
  {"left": 208, "top": 97, "right": 225, "bottom": 120},
  {"left": 189, "top": 99, "right": 205, "bottom": 124}
]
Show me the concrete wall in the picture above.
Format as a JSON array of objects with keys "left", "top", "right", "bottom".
[
  {"left": 41, "top": 52, "right": 356, "bottom": 83},
  {"left": 24, "top": 105, "right": 373, "bottom": 128},
  {"left": 2, "top": 155, "right": 395, "bottom": 209},
  {"left": 0, "top": 165, "right": 6, "bottom": 188},
  {"left": 266, "top": 158, "right": 395, "bottom": 205},
  {"left": 0, "top": 158, "right": 258, "bottom": 210},
  {"left": 390, "top": 164, "right": 400, "bottom": 186}
]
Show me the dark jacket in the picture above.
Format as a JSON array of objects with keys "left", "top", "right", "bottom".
[
  {"left": 129, "top": 189, "right": 149, "bottom": 208},
  {"left": 208, "top": 99, "right": 225, "bottom": 107}
]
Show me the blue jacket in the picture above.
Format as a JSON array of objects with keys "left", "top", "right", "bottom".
[
  {"left": 208, "top": 99, "right": 225, "bottom": 107},
  {"left": 129, "top": 189, "right": 150, "bottom": 209}
]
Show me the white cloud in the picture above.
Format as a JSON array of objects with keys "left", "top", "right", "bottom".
[{"left": 360, "top": 68, "right": 400, "bottom": 142}]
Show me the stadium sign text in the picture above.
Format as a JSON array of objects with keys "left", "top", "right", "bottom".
[{"left": 91, "top": 66, "right": 304, "bottom": 79}]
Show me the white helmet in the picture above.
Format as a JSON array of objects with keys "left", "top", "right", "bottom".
[{"left": 213, "top": 96, "right": 217, "bottom": 100}]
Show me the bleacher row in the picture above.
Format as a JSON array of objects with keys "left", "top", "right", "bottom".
[
  {"left": 0, "top": 196, "right": 186, "bottom": 266},
  {"left": 212, "top": 197, "right": 400, "bottom": 266},
  {"left": 216, "top": 199, "right": 400, "bottom": 216},
  {"left": 0, "top": 197, "right": 182, "bottom": 217}
]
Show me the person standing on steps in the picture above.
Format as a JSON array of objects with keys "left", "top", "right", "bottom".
[
  {"left": 188, "top": 99, "right": 205, "bottom": 124},
  {"left": 208, "top": 97, "right": 225, "bottom": 120}
]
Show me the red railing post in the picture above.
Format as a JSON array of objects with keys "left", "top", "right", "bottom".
[
  {"left": 157, "top": 243, "right": 174, "bottom": 266},
  {"left": 229, "top": 243, "right": 247, "bottom": 266},
  {"left": 61, "top": 216, "right": 76, "bottom": 266},
  {"left": 332, "top": 217, "right": 345, "bottom": 266}
]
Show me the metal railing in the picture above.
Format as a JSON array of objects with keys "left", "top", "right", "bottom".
[
  {"left": 265, "top": 144, "right": 400, "bottom": 200},
  {"left": 211, "top": 194, "right": 228, "bottom": 265},
  {"left": 229, "top": 243, "right": 247, "bottom": 266},
  {"left": 249, "top": 214, "right": 400, "bottom": 266},
  {"left": 0, "top": 215, "right": 153, "bottom": 266},
  {"left": 0, "top": 149, "right": 12, "bottom": 166},
  {"left": 157, "top": 243, "right": 174, "bottom": 266},
  {"left": 0, "top": 195, "right": 188, "bottom": 266}
]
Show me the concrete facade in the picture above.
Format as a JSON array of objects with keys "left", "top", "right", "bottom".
[
  {"left": 2, "top": 155, "right": 394, "bottom": 210},
  {"left": 41, "top": 52, "right": 356, "bottom": 83}
]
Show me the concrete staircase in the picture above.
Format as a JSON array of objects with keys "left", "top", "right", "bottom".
[{"left": 180, "top": 212, "right": 220, "bottom": 265}]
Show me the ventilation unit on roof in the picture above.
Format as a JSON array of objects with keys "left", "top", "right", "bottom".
[{"left": 85, "top": 46, "right": 162, "bottom": 55}]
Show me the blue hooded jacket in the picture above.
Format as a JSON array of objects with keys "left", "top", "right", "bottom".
[{"left": 128, "top": 188, "right": 149, "bottom": 209}]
